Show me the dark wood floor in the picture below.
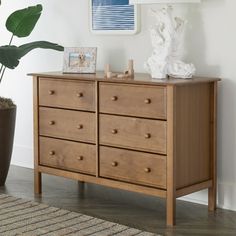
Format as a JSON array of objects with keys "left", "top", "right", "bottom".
[{"left": 0, "top": 166, "right": 236, "bottom": 235}]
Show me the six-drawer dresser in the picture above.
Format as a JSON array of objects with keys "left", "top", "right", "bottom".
[{"left": 30, "top": 72, "right": 220, "bottom": 226}]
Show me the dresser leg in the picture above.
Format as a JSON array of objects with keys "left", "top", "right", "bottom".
[
  {"left": 34, "top": 170, "right": 42, "bottom": 194},
  {"left": 209, "top": 81, "right": 217, "bottom": 212},
  {"left": 208, "top": 186, "right": 216, "bottom": 211},
  {"left": 167, "top": 195, "right": 176, "bottom": 226},
  {"left": 78, "top": 181, "right": 85, "bottom": 198},
  {"left": 78, "top": 181, "right": 85, "bottom": 191},
  {"left": 78, "top": 181, "right": 85, "bottom": 189},
  {"left": 166, "top": 85, "right": 176, "bottom": 226}
]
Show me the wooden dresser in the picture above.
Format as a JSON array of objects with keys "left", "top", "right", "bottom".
[{"left": 30, "top": 72, "right": 220, "bottom": 226}]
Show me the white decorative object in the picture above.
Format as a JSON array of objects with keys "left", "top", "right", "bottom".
[
  {"left": 168, "top": 60, "right": 196, "bottom": 78},
  {"left": 144, "top": 6, "right": 195, "bottom": 79}
]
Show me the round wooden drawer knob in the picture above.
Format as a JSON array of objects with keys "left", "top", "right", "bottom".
[
  {"left": 112, "top": 161, "right": 118, "bottom": 167},
  {"left": 111, "top": 129, "right": 118, "bottom": 134},
  {"left": 111, "top": 96, "right": 118, "bottom": 101},
  {"left": 144, "top": 168, "right": 151, "bottom": 173},
  {"left": 49, "top": 121, "right": 55, "bottom": 125},
  {"left": 48, "top": 90, "right": 55, "bottom": 95},
  {"left": 49, "top": 151, "right": 55, "bottom": 156},
  {"left": 145, "top": 99, "right": 151, "bottom": 104},
  {"left": 145, "top": 133, "right": 151, "bottom": 139},
  {"left": 77, "top": 124, "right": 83, "bottom": 130},
  {"left": 77, "top": 156, "right": 84, "bottom": 161},
  {"left": 77, "top": 92, "right": 83, "bottom": 98}
]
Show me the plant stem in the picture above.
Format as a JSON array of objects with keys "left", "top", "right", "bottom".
[
  {"left": 0, "top": 34, "right": 14, "bottom": 84},
  {"left": 0, "top": 67, "right": 6, "bottom": 83},
  {"left": 0, "top": 65, "right": 4, "bottom": 84},
  {"left": 9, "top": 34, "right": 14, "bottom": 45},
  {"left": 0, "top": 65, "right": 3, "bottom": 77}
]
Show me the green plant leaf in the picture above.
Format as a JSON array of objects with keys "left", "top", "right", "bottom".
[
  {"left": 0, "top": 46, "right": 21, "bottom": 69},
  {"left": 6, "top": 4, "right": 43, "bottom": 37},
  {"left": 0, "top": 42, "right": 63, "bottom": 69},
  {"left": 18, "top": 41, "right": 64, "bottom": 57}
]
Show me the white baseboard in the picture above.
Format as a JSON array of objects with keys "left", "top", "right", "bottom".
[
  {"left": 179, "top": 182, "right": 236, "bottom": 211},
  {"left": 217, "top": 182, "right": 236, "bottom": 210},
  {"left": 180, "top": 190, "right": 208, "bottom": 206},
  {"left": 10, "top": 145, "right": 236, "bottom": 212},
  {"left": 11, "top": 144, "right": 34, "bottom": 169}
]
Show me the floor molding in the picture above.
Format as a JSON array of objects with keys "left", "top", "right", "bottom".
[
  {"left": 179, "top": 182, "right": 236, "bottom": 212},
  {"left": 11, "top": 145, "right": 33, "bottom": 169}
]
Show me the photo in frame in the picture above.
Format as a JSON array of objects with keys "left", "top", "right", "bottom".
[
  {"left": 63, "top": 47, "right": 97, "bottom": 74},
  {"left": 90, "top": 0, "right": 140, "bottom": 35}
]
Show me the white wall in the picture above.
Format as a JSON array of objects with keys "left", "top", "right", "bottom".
[{"left": 0, "top": 0, "right": 235, "bottom": 211}]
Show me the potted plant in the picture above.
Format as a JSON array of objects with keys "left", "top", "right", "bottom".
[{"left": 0, "top": 4, "right": 64, "bottom": 186}]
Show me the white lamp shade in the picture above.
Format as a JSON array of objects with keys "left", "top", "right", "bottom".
[{"left": 129, "top": 0, "right": 201, "bottom": 4}]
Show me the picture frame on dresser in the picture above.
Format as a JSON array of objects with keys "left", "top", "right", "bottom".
[
  {"left": 63, "top": 47, "right": 97, "bottom": 74},
  {"left": 90, "top": 0, "right": 140, "bottom": 35}
]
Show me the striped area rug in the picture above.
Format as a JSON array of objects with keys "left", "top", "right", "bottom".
[{"left": 0, "top": 194, "right": 159, "bottom": 236}]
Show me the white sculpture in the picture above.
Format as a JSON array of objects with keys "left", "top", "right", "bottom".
[{"left": 144, "top": 6, "right": 196, "bottom": 79}]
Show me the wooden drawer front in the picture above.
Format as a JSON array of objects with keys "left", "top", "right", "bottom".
[
  {"left": 39, "top": 78, "right": 95, "bottom": 111},
  {"left": 100, "top": 146, "right": 166, "bottom": 188},
  {"left": 99, "top": 83, "right": 166, "bottom": 119},
  {"left": 40, "top": 137, "right": 96, "bottom": 175},
  {"left": 99, "top": 114, "right": 167, "bottom": 154},
  {"left": 39, "top": 107, "right": 95, "bottom": 143}
]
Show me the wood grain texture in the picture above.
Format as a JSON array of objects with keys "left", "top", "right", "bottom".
[
  {"left": 39, "top": 78, "right": 95, "bottom": 111},
  {"left": 99, "top": 146, "right": 166, "bottom": 188},
  {"left": 39, "top": 137, "right": 96, "bottom": 175},
  {"left": 99, "top": 114, "right": 167, "bottom": 154},
  {"left": 33, "top": 76, "right": 42, "bottom": 194},
  {"left": 175, "top": 83, "right": 211, "bottom": 189},
  {"left": 39, "top": 107, "right": 96, "bottom": 143},
  {"left": 99, "top": 83, "right": 167, "bottom": 119}
]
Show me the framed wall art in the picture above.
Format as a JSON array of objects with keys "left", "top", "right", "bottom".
[
  {"left": 90, "top": 0, "right": 140, "bottom": 35},
  {"left": 63, "top": 47, "right": 97, "bottom": 74}
]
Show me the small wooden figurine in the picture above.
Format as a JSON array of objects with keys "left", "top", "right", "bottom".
[{"left": 105, "top": 59, "right": 134, "bottom": 79}]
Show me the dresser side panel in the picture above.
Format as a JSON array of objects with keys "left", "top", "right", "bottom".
[{"left": 175, "top": 83, "right": 211, "bottom": 189}]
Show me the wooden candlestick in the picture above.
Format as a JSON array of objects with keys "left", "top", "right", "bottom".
[
  {"left": 128, "top": 59, "right": 134, "bottom": 71},
  {"left": 105, "top": 64, "right": 111, "bottom": 76},
  {"left": 106, "top": 71, "right": 113, "bottom": 79},
  {"left": 104, "top": 60, "right": 134, "bottom": 79},
  {"left": 128, "top": 59, "right": 134, "bottom": 77}
]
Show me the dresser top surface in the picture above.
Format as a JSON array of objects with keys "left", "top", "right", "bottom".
[{"left": 29, "top": 71, "right": 220, "bottom": 85}]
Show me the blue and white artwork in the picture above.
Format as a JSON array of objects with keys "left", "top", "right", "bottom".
[{"left": 91, "top": 0, "right": 138, "bottom": 34}]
